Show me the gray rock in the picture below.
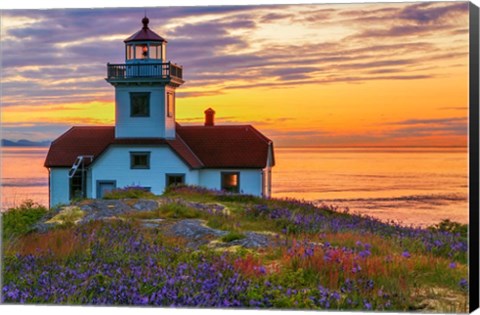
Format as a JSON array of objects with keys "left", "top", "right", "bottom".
[
  {"left": 77, "top": 200, "right": 133, "bottom": 222},
  {"left": 169, "top": 219, "right": 228, "bottom": 248},
  {"left": 139, "top": 218, "right": 164, "bottom": 228},
  {"left": 218, "top": 232, "right": 275, "bottom": 248},
  {"left": 132, "top": 199, "right": 160, "bottom": 211},
  {"left": 238, "top": 232, "right": 273, "bottom": 248}
]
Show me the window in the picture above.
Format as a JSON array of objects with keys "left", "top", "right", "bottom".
[
  {"left": 167, "top": 92, "right": 175, "bottom": 117},
  {"left": 166, "top": 174, "right": 185, "bottom": 187},
  {"left": 150, "top": 44, "right": 160, "bottom": 59},
  {"left": 221, "top": 172, "right": 240, "bottom": 193},
  {"left": 130, "top": 92, "right": 150, "bottom": 117},
  {"left": 130, "top": 152, "right": 150, "bottom": 169},
  {"left": 70, "top": 171, "right": 84, "bottom": 199},
  {"left": 126, "top": 44, "right": 134, "bottom": 60}
]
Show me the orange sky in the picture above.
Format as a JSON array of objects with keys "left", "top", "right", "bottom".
[{"left": 1, "top": 2, "right": 470, "bottom": 146}]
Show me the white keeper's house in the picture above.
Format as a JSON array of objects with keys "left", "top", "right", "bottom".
[{"left": 44, "top": 17, "right": 275, "bottom": 208}]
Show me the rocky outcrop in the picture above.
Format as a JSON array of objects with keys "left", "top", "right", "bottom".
[{"left": 33, "top": 198, "right": 279, "bottom": 250}]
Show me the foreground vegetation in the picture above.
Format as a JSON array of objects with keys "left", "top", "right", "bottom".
[{"left": 1, "top": 186, "right": 469, "bottom": 311}]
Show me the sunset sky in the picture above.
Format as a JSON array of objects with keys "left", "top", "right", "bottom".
[{"left": 0, "top": 1, "right": 470, "bottom": 147}]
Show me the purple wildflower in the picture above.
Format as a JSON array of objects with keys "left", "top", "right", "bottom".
[
  {"left": 364, "top": 300, "right": 372, "bottom": 310},
  {"left": 359, "top": 250, "right": 371, "bottom": 259}
]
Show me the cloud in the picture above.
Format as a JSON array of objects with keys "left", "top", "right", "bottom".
[
  {"left": 3, "top": 2, "right": 468, "bottom": 107},
  {"left": 398, "top": 2, "right": 469, "bottom": 24},
  {"left": 0, "top": 3, "right": 469, "bottom": 146},
  {"left": 437, "top": 107, "right": 468, "bottom": 111},
  {"left": 352, "top": 24, "right": 451, "bottom": 39},
  {"left": 381, "top": 116, "right": 468, "bottom": 140},
  {"left": 260, "top": 12, "right": 294, "bottom": 23},
  {"left": 345, "top": 2, "right": 468, "bottom": 40},
  {"left": 388, "top": 117, "right": 467, "bottom": 126}
]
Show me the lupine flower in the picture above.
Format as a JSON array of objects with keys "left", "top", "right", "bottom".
[
  {"left": 459, "top": 278, "right": 468, "bottom": 290},
  {"left": 364, "top": 300, "right": 372, "bottom": 310},
  {"left": 401, "top": 251, "right": 411, "bottom": 258}
]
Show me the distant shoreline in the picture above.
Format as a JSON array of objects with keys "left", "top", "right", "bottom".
[{"left": 1, "top": 139, "right": 50, "bottom": 147}]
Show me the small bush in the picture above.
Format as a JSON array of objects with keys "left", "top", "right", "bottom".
[
  {"left": 429, "top": 219, "right": 468, "bottom": 238},
  {"left": 207, "top": 216, "right": 234, "bottom": 231},
  {"left": 103, "top": 186, "right": 155, "bottom": 199},
  {"left": 221, "top": 231, "right": 245, "bottom": 243},
  {"left": 2, "top": 200, "right": 48, "bottom": 239},
  {"left": 216, "top": 194, "right": 261, "bottom": 203},
  {"left": 158, "top": 203, "right": 200, "bottom": 219}
]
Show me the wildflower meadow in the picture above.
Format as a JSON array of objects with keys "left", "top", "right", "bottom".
[{"left": 1, "top": 186, "right": 469, "bottom": 311}]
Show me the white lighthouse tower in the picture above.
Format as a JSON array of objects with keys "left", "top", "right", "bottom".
[{"left": 106, "top": 16, "right": 184, "bottom": 139}]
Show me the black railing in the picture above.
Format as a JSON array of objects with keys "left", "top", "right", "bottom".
[{"left": 107, "top": 62, "right": 183, "bottom": 80}]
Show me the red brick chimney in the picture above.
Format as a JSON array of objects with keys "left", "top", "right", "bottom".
[{"left": 204, "top": 108, "right": 215, "bottom": 126}]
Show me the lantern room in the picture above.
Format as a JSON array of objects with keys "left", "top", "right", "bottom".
[{"left": 124, "top": 16, "right": 167, "bottom": 63}]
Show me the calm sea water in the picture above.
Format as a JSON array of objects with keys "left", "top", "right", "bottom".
[{"left": 0, "top": 147, "right": 469, "bottom": 226}]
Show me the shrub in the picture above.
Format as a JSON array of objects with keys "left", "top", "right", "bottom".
[
  {"left": 221, "top": 231, "right": 246, "bottom": 243},
  {"left": 158, "top": 203, "right": 200, "bottom": 219},
  {"left": 103, "top": 186, "right": 155, "bottom": 199},
  {"left": 428, "top": 219, "right": 468, "bottom": 238},
  {"left": 2, "top": 200, "right": 48, "bottom": 239},
  {"left": 216, "top": 193, "right": 262, "bottom": 203}
]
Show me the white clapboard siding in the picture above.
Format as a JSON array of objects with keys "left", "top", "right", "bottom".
[
  {"left": 115, "top": 85, "right": 175, "bottom": 139},
  {"left": 90, "top": 145, "right": 197, "bottom": 198},
  {"left": 50, "top": 168, "right": 70, "bottom": 207}
]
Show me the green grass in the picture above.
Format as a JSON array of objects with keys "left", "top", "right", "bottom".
[
  {"left": 2, "top": 200, "right": 48, "bottom": 239},
  {"left": 221, "top": 231, "right": 246, "bottom": 242},
  {"left": 157, "top": 203, "right": 201, "bottom": 219},
  {"left": 103, "top": 187, "right": 156, "bottom": 199}
]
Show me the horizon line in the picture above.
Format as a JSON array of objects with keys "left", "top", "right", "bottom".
[{"left": 275, "top": 145, "right": 468, "bottom": 149}]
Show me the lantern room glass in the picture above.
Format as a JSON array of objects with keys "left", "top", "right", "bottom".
[
  {"left": 126, "top": 43, "right": 164, "bottom": 60},
  {"left": 135, "top": 45, "right": 148, "bottom": 59},
  {"left": 126, "top": 44, "right": 134, "bottom": 60},
  {"left": 150, "top": 44, "right": 159, "bottom": 59}
]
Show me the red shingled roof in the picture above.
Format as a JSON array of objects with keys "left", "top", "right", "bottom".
[
  {"left": 177, "top": 125, "right": 273, "bottom": 168},
  {"left": 44, "top": 126, "right": 114, "bottom": 168},
  {"left": 44, "top": 125, "right": 273, "bottom": 169}
]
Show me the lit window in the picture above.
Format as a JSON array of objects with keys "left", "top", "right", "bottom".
[
  {"left": 135, "top": 44, "right": 148, "bottom": 59},
  {"left": 167, "top": 92, "right": 175, "bottom": 117},
  {"left": 221, "top": 172, "right": 240, "bottom": 193},
  {"left": 130, "top": 152, "right": 150, "bottom": 169},
  {"left": 130, "top": 92, "right": 150, "bottom": 117}
]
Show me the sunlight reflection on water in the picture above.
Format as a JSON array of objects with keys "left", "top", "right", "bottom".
[{"left": 1, "top": 146, "right": 469, "bottom": 226}]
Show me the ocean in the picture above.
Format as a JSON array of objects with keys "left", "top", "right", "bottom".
[{"left": 0, "top": 146, "right": 469, "bottom": 227}]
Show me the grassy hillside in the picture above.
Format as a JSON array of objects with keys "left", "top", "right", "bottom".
[{"left": 1, "top": 186, "right": 469, "bottom": 311}]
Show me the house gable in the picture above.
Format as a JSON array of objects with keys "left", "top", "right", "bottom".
[{"left": 89, "top": 144, "right": 198, "bottom": 197}]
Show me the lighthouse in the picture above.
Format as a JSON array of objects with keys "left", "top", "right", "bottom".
[
  {"left": 45, "top": 16, "right": 274, "bottom": 208},
  {"left": 106, "top": 16, "right": 184, "bottom": 139}
]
